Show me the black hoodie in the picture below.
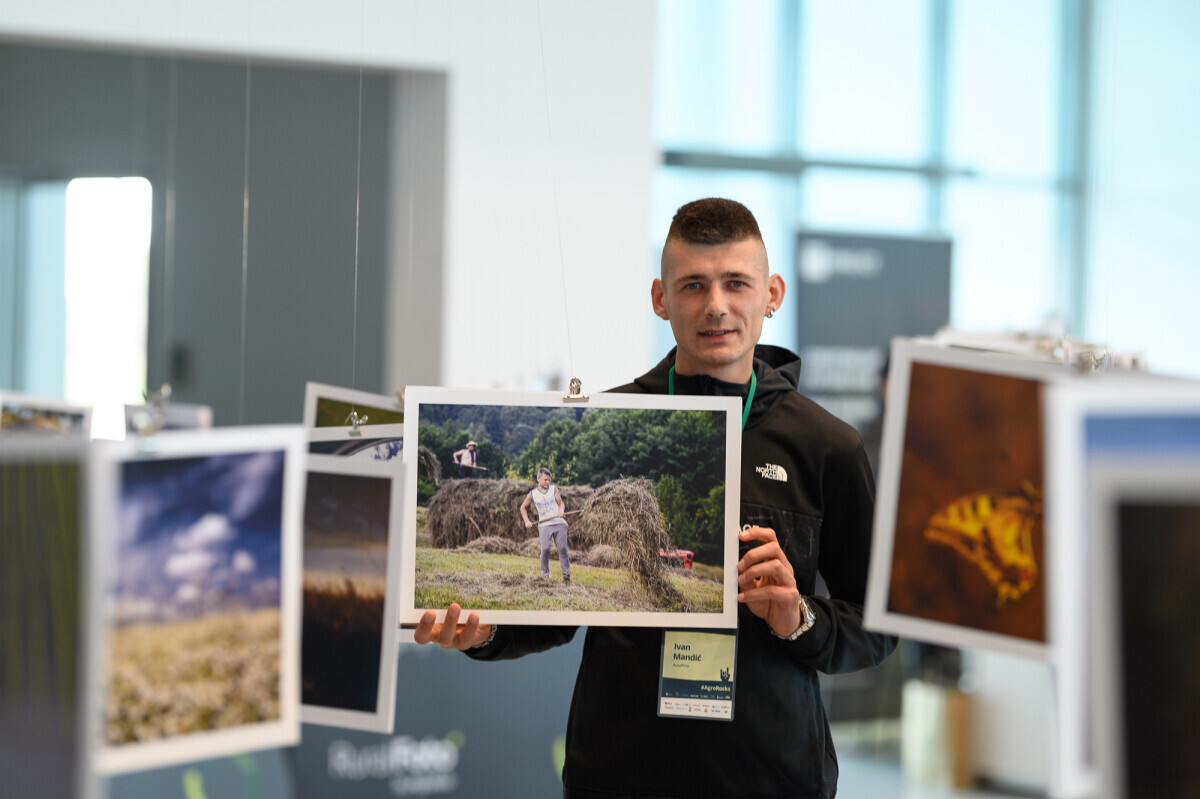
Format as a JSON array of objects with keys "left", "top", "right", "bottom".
[{"left": 469, "top": 345, "right": 897, "bottom": 799}]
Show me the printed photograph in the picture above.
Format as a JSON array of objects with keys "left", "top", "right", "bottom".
[
  {"left": 92, "top": 427, "right": 305, "bottom": 774},
  {"left": 304, "top": 381, "right": 404, "bottom": 429},
  {"left": 124, "top": 402, "right": 213, "bottom": 433},
  {"left": 866, "top": 341, "right": 1064, "bottom": 658},
  {"left": 1089, "top": 461, "right": 1200, "bottom": 799},
  {"left": 401, "top": 387, "right": 741, "bottom": 628},
  {"left": 301, "top": 456, "right": 402, "bottom": 732},
  {"left": 1044, "top": 380, "right": 1200, "bottom": 798},
  {"left": 0, "top": 442, "right": 96, "bottom": 799},
  {"left": 308, "top": 426, "right": 403, "bottom": 463},
  {"left": 0, "top": 392, "right": 90, "bottom": 437}
]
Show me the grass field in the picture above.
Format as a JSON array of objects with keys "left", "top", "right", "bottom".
[
  {"left": 105, "top": 607, "right": 280, "bottom": 745},
  {"left": 414, "top": 546, "right": 723, "bottom": 613},
  {"left": 302, "top": 574, "right": 385, "bottom": 712}
]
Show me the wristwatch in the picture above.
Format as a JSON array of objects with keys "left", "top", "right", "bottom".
[
  {"left": 469, "top": 624, "right": 499, "bottom": 649},
  {"left": 773, "top": 596, "right": 816, "bottom": 641}
]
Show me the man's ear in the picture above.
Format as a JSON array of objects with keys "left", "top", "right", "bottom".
[
  {"left": 651, "top": 279, "right": 669, "bottom": 320},
  {"left": 768, "top": 273, "right": 786, "bottom": 311}
]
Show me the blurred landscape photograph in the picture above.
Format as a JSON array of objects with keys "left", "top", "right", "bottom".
[
  {"left": 0, "top": 452, "right": 86, "bottom": 799},
  {"left": 301, "top": 464, "right": 394, "bottom": 716},
  {"left": 106, "top": 449, "right": 288, "bottom": 747},
  {"left": 1, "top": 399, "right": 88, "bottom": 437}
]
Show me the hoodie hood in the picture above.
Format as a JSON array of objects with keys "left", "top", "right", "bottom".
[{"left": 627, "top": 344, "right": 803, "bottom": 428}]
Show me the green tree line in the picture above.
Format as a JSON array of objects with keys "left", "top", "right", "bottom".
[{"left": 418, "top": 406, "right": 728, "bottom": 563}]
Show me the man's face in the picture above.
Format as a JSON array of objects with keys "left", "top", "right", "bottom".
[
  {"left": 537, "top": 472, "right": 551, "bottom": 489},
  {"left": 651, "top": 237, "right": 785, "bottom": 383}
]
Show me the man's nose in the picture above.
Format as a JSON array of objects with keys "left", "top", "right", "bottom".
[{"left": 704, "top": 286, "right": 729, "bottom": 316}]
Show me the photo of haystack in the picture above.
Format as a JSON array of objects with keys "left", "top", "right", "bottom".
[
  {"left": 403, "top": 390, "right": 741, "bottom": 627},
  {"left": 301, "top": 456, "right": 402, "bottom": 732}
]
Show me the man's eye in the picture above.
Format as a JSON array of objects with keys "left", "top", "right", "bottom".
[
  {"left": 728, "top": 280, "right": 747, "bottom": 289},
  {"left": 682, "top": 282, "right": 701, "bottom": 290}
]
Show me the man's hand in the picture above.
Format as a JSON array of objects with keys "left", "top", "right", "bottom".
[
  {"left": 413, "top": 603, "right": 493, "bottom": 650},
  {"left": 737, "top": 527, "right": 802, "bottom": 638},
  {"left": 525, "top": 520, "right": 533, "bottom": 529}
]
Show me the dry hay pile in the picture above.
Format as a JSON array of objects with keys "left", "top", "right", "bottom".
[
  {"left": 577, "top": 543, "right": 623, "bottom": 569},
  {"left": 457, "top": 536, "right": 521, "bottom": 556},
  {"left": 416, "top": 445, "right": 442, "bottom": 485},
  {"left": 427, "top": 479, "right": 596, "bottom": 549},
  {"left": 583, "top": 477, "right": 690, "bottom": 610}
]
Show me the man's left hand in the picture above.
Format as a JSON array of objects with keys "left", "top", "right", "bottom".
[{"left": 737, "top": 526, "right": 802, "bottom": 638}]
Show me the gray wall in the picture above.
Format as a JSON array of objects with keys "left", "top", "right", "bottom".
[{"left": 0, "top": 40, "right": 396, "bottom": 424}]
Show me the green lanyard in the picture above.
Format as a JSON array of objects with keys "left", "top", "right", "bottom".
[{"left": 668, "top": 365, "right": 756, "bottom": 431}]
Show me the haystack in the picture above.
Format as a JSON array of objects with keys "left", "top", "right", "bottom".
[
  {"left": 578, "top": 543, "right": 623, "bottom": 569},
  {"left": 426, "top": 478, "right": 596, "bottom": 549},
  {"left": 416, "top": 445, "right": 442, "bottom": 485},
  {"left": 582, "top": 477, "right": 690, "bottom": 609}
]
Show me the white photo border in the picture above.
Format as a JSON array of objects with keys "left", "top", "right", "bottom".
[
  {"left": 1043, "top": 377, "right": 1200, "bottom": 799},
  {"left": 400, "top": 386, "right": 742, "bottom": 628},
  {"left": 300, "top": 455, "right": 404, "bottom": 733},
  {"left": 90, "top": 425, "right": 307, "bottom": 774},
  {"left": 124, "top": 402, "right": 213, "bottom": 432},
  {"left": 865, "top": 337, "right": 1071, "bottom": 661},
  {"left": 1087, "top": 457, "right": 1200, "bottom": 799}
]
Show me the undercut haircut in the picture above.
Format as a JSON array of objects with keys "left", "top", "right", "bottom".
[
  {"left": 537, "top": 467, "right": 552, "bottom": 478},
  {"left": 665, "top": 197, "right": 763, "bottom": 247}
]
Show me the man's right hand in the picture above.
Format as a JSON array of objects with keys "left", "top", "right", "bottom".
[{"left": 413, "top": 603, "right": 493, "bottom": 650}]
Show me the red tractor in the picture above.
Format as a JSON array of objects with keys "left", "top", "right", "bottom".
[{"left": 657, "top": 547, "right": 694, "bottom": 569}]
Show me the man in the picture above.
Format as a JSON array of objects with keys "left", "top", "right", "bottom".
[
  {"left": 416, "top": 198, "right": 896, "bottom": 799},
  {"left": 520, "top": 467, "right": 572, "bottom": 583},
  {"left": 452, "top": 440, "right": 479, "bottom": 477}
]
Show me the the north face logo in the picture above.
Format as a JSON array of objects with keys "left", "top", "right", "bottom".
[{"left": 755, "top": 464, "right": 788, "bottom": 482}]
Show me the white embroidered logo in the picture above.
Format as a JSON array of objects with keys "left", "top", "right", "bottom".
[{"left": 755, "top": 463, "right": 788, "bottom": 482}]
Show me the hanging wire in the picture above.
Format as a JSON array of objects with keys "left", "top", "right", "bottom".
[
  {"left": 163, "top": 55, "right": 178, "bottom": 391},
  {"left": 534, "top": 0, "right": 576, "bottom": 382},
  {"left": 238, "top": 50, "right": 252, "bottom": 424},
  {"left": 351, "top": 0, "right": 365, "bottom": 398}
]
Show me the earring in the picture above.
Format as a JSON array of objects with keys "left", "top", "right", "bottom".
[{"left": 765, "top": 307, "right": 775, "bottom": 319}]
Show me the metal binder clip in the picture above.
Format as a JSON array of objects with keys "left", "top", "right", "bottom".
[
  {"left": 345, "top": 410, "right": 368, "bottom": 436},
  {"left": 563, "top": 377, "right": 589, "bottom": 403},
  {"left": 1060, "top": 337, "right": 1113, "bottom": 373},
  {"left": 131, "top": 383, "right": 173, "bottom": 451}
]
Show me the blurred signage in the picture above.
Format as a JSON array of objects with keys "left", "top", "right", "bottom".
[
  {"left": 292, "top": 639, "right": 582, "bottom": 798},
  {"left": 795, "top": 230, "right": 952, "bottom": 468}
]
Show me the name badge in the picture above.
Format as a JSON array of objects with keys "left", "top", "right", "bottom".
[{"left": 658, "top": 628, "right": 737, "bottom": 721}]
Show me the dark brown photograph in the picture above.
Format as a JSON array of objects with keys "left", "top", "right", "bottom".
[{"left": 886, "top": 360, "right": 1046, "bottom": 643}]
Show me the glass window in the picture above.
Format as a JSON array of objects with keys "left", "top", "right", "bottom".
[
  {"left": 798, "top": 0, "right": 930, "bottom": 162},
  {"left": 800, "top": 169, "right": 930, "bottom": 233},
  {"left": 64, "top": 177, "right": 153, "bottom": 440},
  {"left": 946, "top": 0, "right": 1060, "bottom": 177},
  {"left": 656, "top": 0, "right": 788, "bottom": 153},
  {"left": 943, "top": 180, "right": 1058, "bottom": 331}
]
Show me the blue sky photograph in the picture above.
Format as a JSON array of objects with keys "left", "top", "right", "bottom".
[{"left": 112, "top": 449, "right": 287, "bottom": 625}]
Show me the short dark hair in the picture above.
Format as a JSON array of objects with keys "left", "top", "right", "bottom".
[
  {"left": 665, "top": 198, "right": 763, "bottom": 247},
  {"left": 537, "top": 467, "right": 552, "bottom": 478}
]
